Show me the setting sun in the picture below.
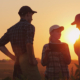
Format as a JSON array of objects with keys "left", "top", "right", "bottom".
[{"left": 66, "top": 26, "right": 80, "bottom": 44}]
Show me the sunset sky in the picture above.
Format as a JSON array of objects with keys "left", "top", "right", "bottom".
[{"left": 0, "top": 0, "right": 80, "bottom": 60}]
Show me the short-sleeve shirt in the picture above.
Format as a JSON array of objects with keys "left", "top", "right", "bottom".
[{"left": 0, "top": 19, "right": 35, "bottom": 57}]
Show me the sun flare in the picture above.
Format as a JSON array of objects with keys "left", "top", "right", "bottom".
[{"left": 66, "top": 26, "right": 80, "bottom": 44}]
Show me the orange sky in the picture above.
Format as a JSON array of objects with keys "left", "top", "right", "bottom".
[{"left": 0, "top": 0, "right": 80, "bottom": 60}]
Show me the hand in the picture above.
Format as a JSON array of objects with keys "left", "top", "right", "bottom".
[
  {"left": 33, "top": 58, "right": 38, "bottom": 65},
  {"left": 29, "top": 58, "right": 38, "bottom": 66}
]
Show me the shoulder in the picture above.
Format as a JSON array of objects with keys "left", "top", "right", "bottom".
[
  {"left": 7, "top": 22, "right": 19, "bottom": 30},
  {"left": 43, "top": 43, "right": 49, "bottom": 49},
  {"left": 62, "top": 42, "right": 68, "bottom": 45},
  {"left": 61, "top": 42, "right": 69, "bottom": 48}
]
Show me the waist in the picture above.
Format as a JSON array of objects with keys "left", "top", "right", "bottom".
[
  {"left": 15, "top": 52, "right": 28, "bottom": 64},
  {"left": 12, "top": 45, "right": 27, "bottom": 57}
]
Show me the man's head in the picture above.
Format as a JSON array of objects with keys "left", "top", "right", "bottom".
[
  {"left": 49, "top": 25, "right": 64, "bottom": 40},
  {"left": 18, "top": 6, "right": 37, "bottom": 23},
  {"left": 71, "top": 14, "right": 80, "bottom": 30}
]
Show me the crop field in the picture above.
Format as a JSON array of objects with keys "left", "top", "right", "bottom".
[{"left": 0, "top": 59, "right": 78, "bottom": 79}]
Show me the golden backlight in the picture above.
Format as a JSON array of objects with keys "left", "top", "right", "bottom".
[
  {"left": 68, "top": 29, "right": 80, "bottom": 44},
  {"left": 67, "top": 28, "right": 80, "bottom": 44}
]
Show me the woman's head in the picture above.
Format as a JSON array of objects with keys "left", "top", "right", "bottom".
[{"left": 49, "top": 25, "right": 64, "bottom": 42}]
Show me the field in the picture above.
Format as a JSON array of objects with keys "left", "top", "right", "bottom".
[{"left": 0, "top": 59, "right": 78, "bottom": 79}]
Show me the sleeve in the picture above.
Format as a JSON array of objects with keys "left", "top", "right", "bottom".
[
  {"left": 41, "top": 44, "right": 48, "bottom": 66},
  {"left": 25, "top": 25, "right": 35, "bottom": 44},
  {"left": 63, "top": 43, "right": 71, "bottom": 65},
  {"left": 0, "top": 30, "right": 9, "bottom": 46}
]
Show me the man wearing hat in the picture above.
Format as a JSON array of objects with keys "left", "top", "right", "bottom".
[
  {"left": 0, "top": 6, "right": 41, "bottom": 80},
  {"left": 71, "top": 14, "right": 80, "bottom": 30},
  {"left": 71, "top": 14, "right": 80, "bottom": 65}
]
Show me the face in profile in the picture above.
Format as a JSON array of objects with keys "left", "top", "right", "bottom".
[
  {"left": 50, "top": 29, "right": 61, "bottom": 40},
  {"left": 27, "top": 12, "right": 33, "bottom": 23},
  {"left": 76, "top": 22, "right": 80, "bottom": 30}
]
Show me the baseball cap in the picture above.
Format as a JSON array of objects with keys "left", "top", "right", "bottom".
[
  {"left": 18, "top": 6, "right": 37, "bottom": 16},
  {"left": 49, "top": 25, "right": 64, "bottom": 33},
  {"left": 71, "top": 14, "right": 80, "bottom": 25}
]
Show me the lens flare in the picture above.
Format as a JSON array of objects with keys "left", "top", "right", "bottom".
[{"left": 67, "top": 27, "right": 80, "bottom": 44}]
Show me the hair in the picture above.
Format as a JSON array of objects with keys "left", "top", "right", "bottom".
[
  {"left": 49, "top": 36, "right": 52, "bottom": 42},
  {"left": 18, "top": 12, "right": 27, "bottom": 17}
]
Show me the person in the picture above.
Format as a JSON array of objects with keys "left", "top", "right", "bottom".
[
  {"left": 71, "top": 14, "right": 80, "bottom": 55},
  {"left": 71, "top": 14, "right": 80, "bottom": 65},
  {"left": 0, "top": 6, "right": 41, "bottom": 80},
  {"left": 41, "top": 25, "right": 71, "bottom": 80},
  {"left": 71, "top": 14, "right": 80, "bottom": 30}
]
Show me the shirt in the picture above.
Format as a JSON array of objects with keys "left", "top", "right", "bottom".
[
  {"left": 41, "top": 43, "right": 71, "bottom": 80},
  {"left": 0, "top": 19, "right": 35, "bottom": 57}
]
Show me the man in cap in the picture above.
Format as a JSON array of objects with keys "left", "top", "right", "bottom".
[
  {"left": 71, "top": 14, "right": 80, "bottom": 65},
  {"left": 71, "top": 14, "right": 80, "bottom": 30},
  {"left": 0, "top": 6, "right": 41, "bottom": 80}
]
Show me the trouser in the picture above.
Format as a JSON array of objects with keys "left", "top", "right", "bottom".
[
  {"left": 13, "top": 58, "right": 23, "bottom": 80},
  {"left": 18, "top": 53, "right": 41, "bottom": 80}
]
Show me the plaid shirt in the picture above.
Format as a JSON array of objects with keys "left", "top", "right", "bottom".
[
  {"left": 0, "top": 19, "right": 35, "bottom": 57},
  {"left": 41, "top": 43, "right": 71, "bottom": 80}
]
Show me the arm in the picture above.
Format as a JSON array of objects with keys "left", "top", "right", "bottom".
[
  {"left": 26, "top": 43, "right": 37, "bottom": 66},
  {"left": 0, "top": 30, "right": 15, "bottom": 60},
  {"left": 0, "top": 46, "right": 15, "bottom": 61},
  {"left": 61, "top": 43, "right": 71, "bottom": 65},
  {"left": 42, "top": 53, "right": 48, "bottom": 65},
  {"left": 25, "top": 25, "right": 37, "bottom": 66},
  {"left": 41, "top": 44, "right": 49, "bottom": 66}
]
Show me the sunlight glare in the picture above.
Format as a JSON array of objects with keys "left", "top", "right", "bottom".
[{"left": 67, "top": 27, "right": 80, "bottom": 44}]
